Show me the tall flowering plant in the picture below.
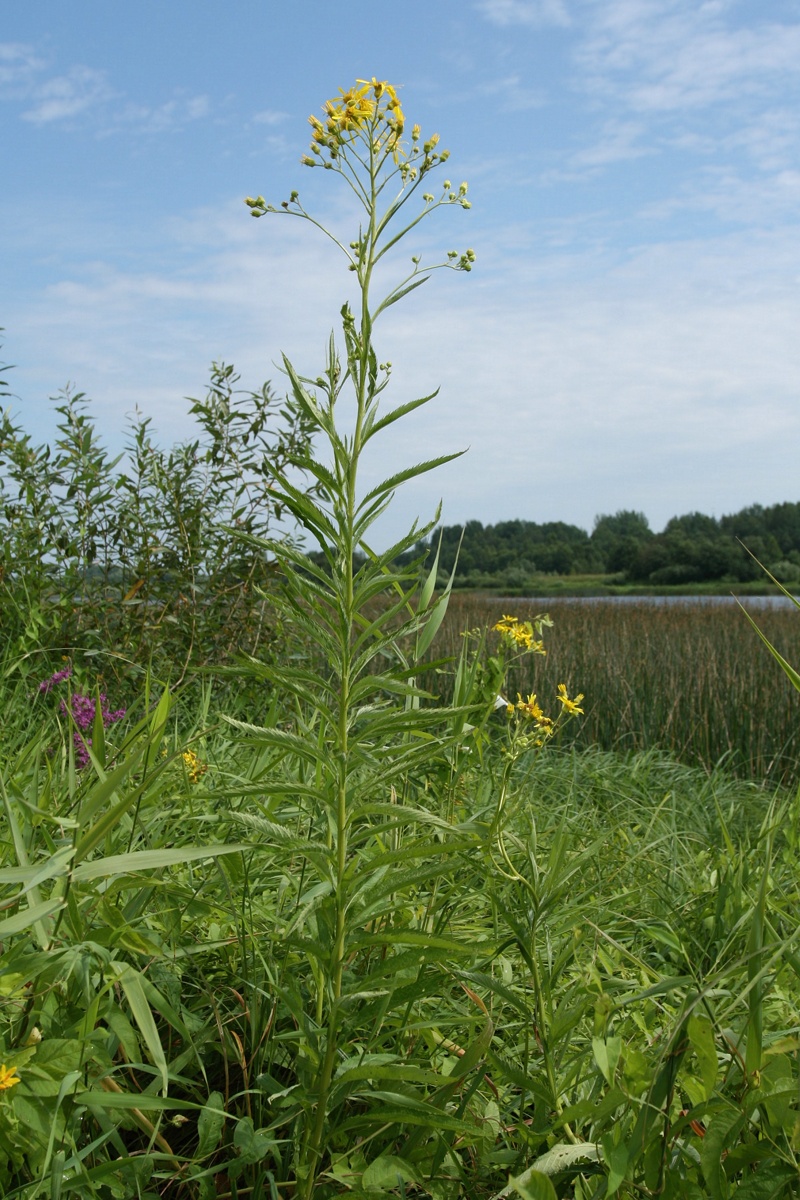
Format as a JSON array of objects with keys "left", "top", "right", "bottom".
[{"left": 240, "top": 80, "right": 480, "bottom": 1196}]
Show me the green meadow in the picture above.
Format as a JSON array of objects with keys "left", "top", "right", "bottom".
[{"left": 2, "top": 79, "right": 800, "bottom": 1200}]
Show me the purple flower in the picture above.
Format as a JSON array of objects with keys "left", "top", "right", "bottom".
[
  {"left": 73, "top": 732, "right": 92, "bottom": 770},
  {"left": 38, "top": 665, "right": 73, "bottom": 694},
  {"left": 57, "top": 692, "right": 127, "bottom": 769},
  {"left": 60, "top": 693, "right": 127, "bottom": 734}
]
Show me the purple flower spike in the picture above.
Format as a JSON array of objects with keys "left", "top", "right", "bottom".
[
  {"left": 38, "top": 666, "right": 73, "bottom": 694},
  {"left": 56, "top": 690, "right": 127, "bottom": 768}
]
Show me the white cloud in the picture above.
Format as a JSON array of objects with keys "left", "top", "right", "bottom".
[
  {"left": 578, "top": 1, "right": 800, "bottom": 112},
  {"left": 474, "top": 0, "right": 572, "bottom": 27},
  {"left": 2, "top": 40, "right": 211, "bottom": 133},
  {"left": 252, "top": 109, "right": 289, "bottom": 126},
  {"left": 474, "top": 73, "right": 547, "bottom": 112},
  {"left": 566, "top": 118, "right": 652, "bottom": 171},
  {"left": 21, "top": 65, "right": 113, "bottom": 124},
  {"left": 0, "top": 42, "right": 44, "bottom": 90},
  {"left": 8, "top": 197, "right": 800, "bottom": 541},
  {"left": 110, "top": 93, "right": 211, "bottom": 134}
]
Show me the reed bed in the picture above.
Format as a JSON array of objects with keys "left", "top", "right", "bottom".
[{"left": 432, "top": 594, "right": 800, "bottom": 784}]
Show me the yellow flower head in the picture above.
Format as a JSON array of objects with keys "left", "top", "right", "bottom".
[
  {"left": 556, "top": 683, "right": 585, "bottom": 716},
  {"left": 516, "top": 694, "right": 554, "bottom": 728},
  {"left": 0, "top": 1064, "right": 21, "bottom": 1091},
  {"left": 309, "top": 78, "right": 406, "bottom": 161},
  {"left": 492, "top": 615, "right": 546, "bottom": 655},
  {"left": 182, "top": 749, "right": 208, "bottom": 785}
]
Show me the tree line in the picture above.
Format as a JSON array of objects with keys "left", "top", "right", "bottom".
[{"left": 417, "top": 505, "right": 800, "bottom": 588}]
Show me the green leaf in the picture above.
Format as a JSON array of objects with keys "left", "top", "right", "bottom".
[
  {"left": 113, "top": 965, "right": 169, "bottom": 1093},
  {"left": 72, "top": 843, "right": 248, "bottom": 882},
  {"left": 592, "top": 1035, "right": 622, "bottom": 1086},
  {"left": 508, "top": 1170, "right": 558, "bottom": 1200},
  {"left": 0, "top": 896, "right": 64, "bottom": 937},
  {"left": 601, "top": 1134, "right": 629, "bottom": 1197},
  {"left": 359, "top": 453, "right": 465, "bottom": 508},
  {"left": 362, "top": 1155, "right": 420, "bottom": 1192},
  {"left": 233, "top": 1116, "right": 275, "bottom": 1164},
  {"left": 197, "top": 1091, "right": 226, "bottom": 1157},
  {"left": 701, "top": 1110, "right": 747, "bottom": 1200},
  {"left": 688, "top": 1012, "right": 718, "bottom": 1101}
]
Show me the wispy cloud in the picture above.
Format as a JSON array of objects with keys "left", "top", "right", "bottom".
[
  {"left": 21, "top": 65, "right": 114, "bottom": 124},
  {"left": 567, "top": 118, "right": 652, "bottom": 171},
  {"left": 474, "top": 0, "right": 571, "bottom": 28},
  {"left": 109, "top": 93, "right": 211, "bottom": 134},
  {"left": 578, "top": 1, "right": 800, "bottom": 112},
  {"left": 252, "top": 109, "right": 289, "bottom": 126},
  {"left": 0, "top": 42, "right": 45, "bottom": 90},
  {"left": 2, "top": 41, "right": 211, "bottom": 133},
  {"left": 476, "top": 73, "right": 547, "bottom": 112}
]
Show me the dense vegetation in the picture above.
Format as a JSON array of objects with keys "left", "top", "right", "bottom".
[
  {"left": 3, "top": 81, "right": 800, "bottom": 1200},
  {"left": 0, "top": 348, "right": 314, "bottom": 687},
  {"left": 423, "top": 506, "right": 800, "bottom": 590}
]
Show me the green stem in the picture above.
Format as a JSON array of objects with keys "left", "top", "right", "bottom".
[{"left": 297, "top": 125, "right": 380, "bottom": 1200}]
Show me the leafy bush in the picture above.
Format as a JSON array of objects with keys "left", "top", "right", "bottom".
[{"left": 0, "top": 358, "right": 315, "bottom": 686}]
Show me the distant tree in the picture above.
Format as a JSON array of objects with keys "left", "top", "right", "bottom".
[
  {"left": 591, "top": 510, "right": 652, "bottom": 573},
  {"left": 664, "top": 511, "right": 720, "bottom": 538}
]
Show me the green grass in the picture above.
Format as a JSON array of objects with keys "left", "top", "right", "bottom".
[{"left": 2, "top": 645, "right": 800, "bottom": 1198}]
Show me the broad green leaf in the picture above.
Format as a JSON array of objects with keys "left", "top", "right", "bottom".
[
  {"left": 0, "top": 846, "right": 75, "bottom": 890},
  {"left": 114, "top": 965, "right": 168, "bottom": 1093},
  {"left": 701, "top": 1110, "right": 747, "bottom": 1200},
  {"left": 72, "top": 843, "right": 249, "bottom": 882},
  {"left": 593, "top": 1035, "right": 622, "bottom": 1086},
  {"left": 601, "top": 1134, "right": 629, "bottom": 1197},
  {"left": 688, "top": 1012, "right": 718, "bottom": 1100},
  {"left": 233, "top": 1116, "right": 274, "bottom": 1164},
  {"left": 507, "top": 1170, "right": 558, "bottom": 1200},
  {"left": 362, "top": 1154, "right": 420, "bottom": 1191},
  {"left": 0, "top": 896, "right": 64, "bottom": 937}
]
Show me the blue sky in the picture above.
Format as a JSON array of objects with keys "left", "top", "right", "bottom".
[{"left": 4, "top": 0, "right": 800, "bottom": 544}]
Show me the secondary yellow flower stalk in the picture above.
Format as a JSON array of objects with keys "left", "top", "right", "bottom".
[
  {"left": 182, "top": 749, "right": 208, "bottom": 784},
  {"left": 557, "top": 683, "right": 585, "bottom": 716},
  {"left": 493, "top": 614, "right": 546, "bottom": 654},
  {"left": 0, "top": 1064, "right": 21, "bottom": 1090},
  {"left": 515, "top": 693, "right": 553, "bottom": 728}
]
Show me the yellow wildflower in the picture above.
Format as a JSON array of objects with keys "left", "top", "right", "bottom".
[
  {"left": 493, "top": 615, "right": 546, "bottom": 655},
  {"left": 182, "top": 749, "right": 208, "bottom": 785},
  {"left": 493, "top": 614, "right": 520, "bottom": 634},
  {"left": 516, "top": 694, "right": 553, "bottom": 728},
  {"left": 0, "top": 1064, "right": 20, "bottom": 1090},
  {"left": 556, "top": 683, "right": 585, "bottom": 716}
]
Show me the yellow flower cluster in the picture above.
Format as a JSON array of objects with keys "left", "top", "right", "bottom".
[
  {"left": 0, "top": 1064, "right": 20, "bottom": 1091},
  {"left": 556, "top": 683, "right": 585, "bottom": 716},
  {"left": 307, "top": 77, "right": 405, "bottom": 162},
  {"left": 509, "top": 693, "right": 554, "bottom": 731},
  {"left": 182, "top": 749, "right": 208, "bottom": 785},
  {"left": 492, "top": 614, "right": 546, "bottom": 655}
]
